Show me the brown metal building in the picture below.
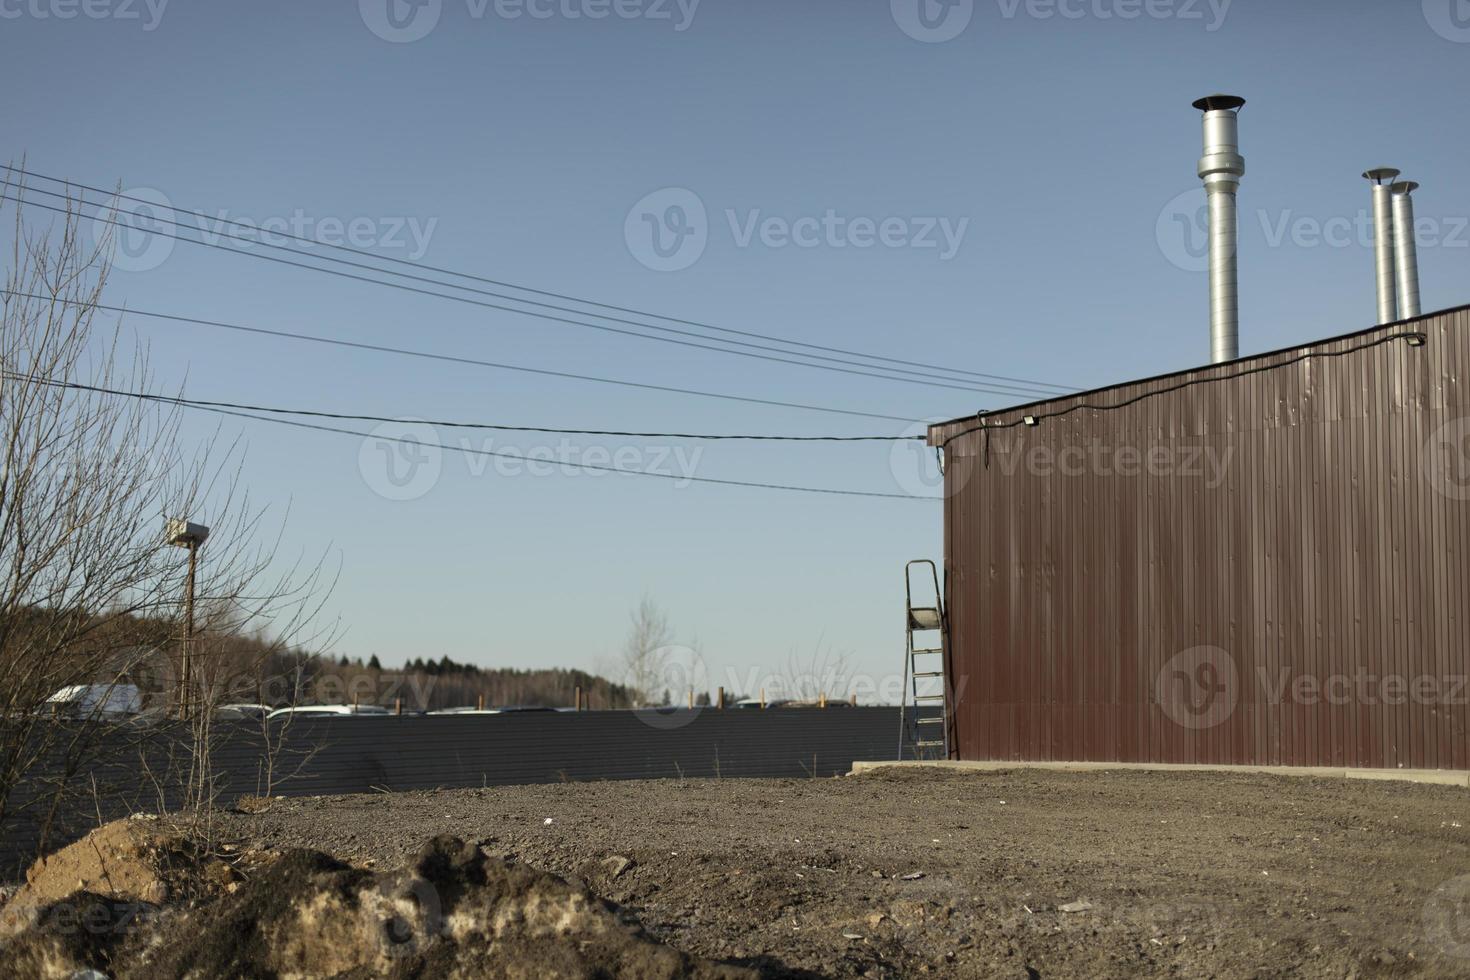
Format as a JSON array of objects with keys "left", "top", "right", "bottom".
[{"left": 927, "top": 305, "right": 1470, "bottom": 769}]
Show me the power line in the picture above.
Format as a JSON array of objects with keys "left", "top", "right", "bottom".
[
  {"left": 938, "top": 330, "right": 1429, "bottom": 448},
  {"left": 12, "top": 374, "right": 923, "bottom": 442},
  {"left": 3, "top": 290, "right": 928, "bottom": 425},
  {"left": 14, "top": 188, "right": 1044, "bottom": 400},
  {"left": 13, "top": 166, "right": 1076, "bottom": 394},
  {"left": 5, "top": 374, "right": 935, "bottom": 500}
]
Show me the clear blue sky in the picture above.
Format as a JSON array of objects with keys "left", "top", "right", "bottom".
[{"left": 3, "top": 0, "right": 1467, "bottom": 700}]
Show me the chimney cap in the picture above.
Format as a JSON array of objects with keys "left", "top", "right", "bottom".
[
  {"left": 1192, "top": 94, "right": 1246, "bottom": 112},
  {"left": 1391, "top": 180, "right": 1420, "bottom": 195},
  {"left": 1363, "top": 167, "right": 1402, "bottom": 182}
]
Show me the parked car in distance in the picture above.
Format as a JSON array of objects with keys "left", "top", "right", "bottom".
[
  {"left": 266, "top": 704, "right": 392, "bottom": 721},
  {"left": 46, "top": 683, "right": 143, "bottom": 718},
  {"left": 733, "top": 698, "right": 791, "bottom": 709},
  {"left": 215, "top": 703, "right": 272, "bottom": 722}
]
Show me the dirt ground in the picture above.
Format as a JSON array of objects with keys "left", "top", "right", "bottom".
[{"left": 194, "top": 767, "right": 1470, "bottom": 979}]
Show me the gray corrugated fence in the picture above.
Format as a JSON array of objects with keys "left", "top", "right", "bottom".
[{"left": 3, "top": 707, "right": 903, "bottom": 878}]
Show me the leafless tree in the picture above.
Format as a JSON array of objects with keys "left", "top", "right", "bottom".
[
  {"left": 779, "top": 641, "right": 854, "bottom": 704},
  {"left": 0, "top": 174, "right": 332, "bottom": 859},
  {"left": 620, "top": 595, "right": 674, "bottom": 705}
]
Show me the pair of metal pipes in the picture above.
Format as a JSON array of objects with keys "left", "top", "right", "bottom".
[{"left": 1364, "top": 167, "right": 1423, "bottom": 325}]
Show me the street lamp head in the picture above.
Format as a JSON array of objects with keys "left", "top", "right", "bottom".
[{"left": 166, "top": 518, "right": 210, "bottom": 548}]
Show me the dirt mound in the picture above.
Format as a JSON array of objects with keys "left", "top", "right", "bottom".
[
  {"left": 0, "top": 831, "right": 757, "bottom": 979},
  {"left": 0, "top": 815, "right": 216, "bottom": 938}
]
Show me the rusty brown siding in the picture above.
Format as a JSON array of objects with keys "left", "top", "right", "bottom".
[{"left": 929, "top": 308, "right": 1470, "bottom": 768}]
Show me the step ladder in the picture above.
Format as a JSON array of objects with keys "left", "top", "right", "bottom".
[{"left": 899, "top": 559, "right": 950, "bottom": 761}]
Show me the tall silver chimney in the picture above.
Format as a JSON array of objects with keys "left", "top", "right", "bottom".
[
  {"left": 1193, "top": 95, "right": 1246, "bottom": 364},
  {"left": 1363, "top": 168, "right": 1401, "bottom": 324},
  {"left": 1391, "top": 180, "right": 1421, "bottom": 320}
]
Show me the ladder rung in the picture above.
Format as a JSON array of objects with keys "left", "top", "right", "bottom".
[
  {"left": 911, "top": 648, "right": 943, "bottom": 655},
  {"left": 914, "top": 694, "right": 946, "bottom": 702},
  {"left": 916, "top": 717, "right": 942, "bottom": 725},
  {"left": 916, "top": 740, "right": 945, "bottom": 747},
  {"left": 912, "top": 671, "right": 943, "bottom": 678}
]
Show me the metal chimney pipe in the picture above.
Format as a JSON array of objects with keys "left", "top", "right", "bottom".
[
  {"left": 1363, "top": 168, "right": 1401, "bottom": 324},
  {"left": 1193, "top": 95, "right": 1246, "bottom": 364},
  {"left": 1391, "top": 180, "right": 1421, "bottom": 320}
]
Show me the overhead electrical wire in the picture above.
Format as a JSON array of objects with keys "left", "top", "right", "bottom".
[
  {"left": 11, "top": 374, "right": 924, "bottom": 442},
  {"left": 936, "top": 330, "right": 1430, "bottom": 450},
  {"left": 2, "top": 290, "right": 927, "bottom": 425},
  {"left": 2, "top": 374, "right": 937, "bottom": 501},
  {"left": 11, "top": 167, "right": 1076, "bottom": 395},
  {"left": 12, "top": 187, "right": 1046, "bottom": 400}
]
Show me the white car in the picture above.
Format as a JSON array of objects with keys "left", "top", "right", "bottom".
[
  {"left": 46, "top": 683, "right": 143, "bottom": 718},
  {"left": 266, "top": 704, "right": 392, "bottom": 721},
  {"left": 215, "top": 703, "right": 273, "bottom": 722}
]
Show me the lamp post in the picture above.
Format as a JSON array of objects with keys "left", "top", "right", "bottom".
[{"left": 166, "top": 518, "right": 210, "bottom": 717}]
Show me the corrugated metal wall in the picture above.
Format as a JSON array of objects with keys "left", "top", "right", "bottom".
[
  {"left": 2, "top": 708, "right": 899, "bottom": 876},
  {"left": 928, "top": 307, "right": 1470, "bottom": 768}
]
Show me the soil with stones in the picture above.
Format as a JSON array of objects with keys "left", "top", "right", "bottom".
[
  {"left": 213, "top": 768, "right": 1470, "bottom": 978},
  {"left": 4, "top": 767, "right": 1469, "bottom": 978}
]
